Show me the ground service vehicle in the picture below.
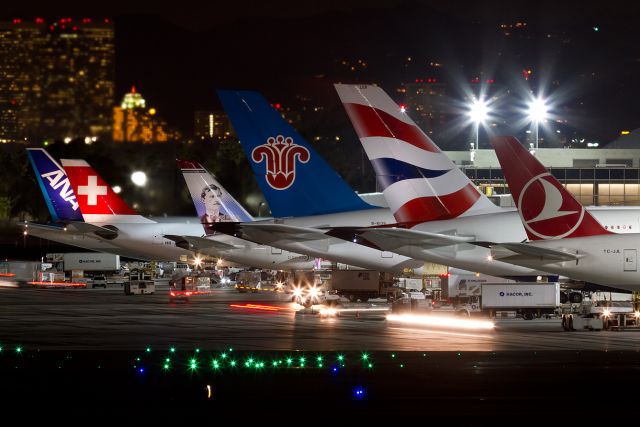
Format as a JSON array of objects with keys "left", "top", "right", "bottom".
[
  {"left": 62, "top": 253, "right": 120, "bottom": 272},
  {"left": 476, "top": 283, "right": 560, "bottom": 320},
  {"left": 561, "top": 292, "right": 640, "bottom": 331},
  {"left": 235, "top": 271, "right": 275, "bottom": 293},
  {"left": 329, "top": 270, "right": 402, "bottom": 302},
  {"left": 169, "top": 276, "right": 212, "bottom": 301},
  {"left": 124, "top": 269, "right": 155, "bottom": 295},
  {"left": 91, "top": 275, "right": 107, "bottom": 288}
]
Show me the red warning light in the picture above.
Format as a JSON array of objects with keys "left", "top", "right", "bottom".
[
  {"left": 35, "top": 17, "right": 44, "bottom": 24},
  {"left": 12, "top": 19, "right": 22, "bottom": 24},
  {"left": 274, "top": 103, "right": 281, "bottom": 110}
]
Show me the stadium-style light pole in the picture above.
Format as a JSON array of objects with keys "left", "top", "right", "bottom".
[
  {"left": 468, "top": 98, "right": 489, "bottom": 152},
  {"left": 527, "top": 97, "right": 548, "bottom": 151}
]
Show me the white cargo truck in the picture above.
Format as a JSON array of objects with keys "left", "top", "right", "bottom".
[
  {"left": 62, "top": 253, "right": 120, "bottom": 272},
  {"left": 479, "top": 283, "right": 560, "bottom": 320}
]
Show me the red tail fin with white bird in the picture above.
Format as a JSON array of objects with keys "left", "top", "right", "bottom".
[{"left": 491, "top": 136, "right": 610, "bottom": 240}]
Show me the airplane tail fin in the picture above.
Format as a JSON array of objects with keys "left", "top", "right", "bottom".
[
  {"left": 216, "top": 89, "right": 375, "bottom": 217},
  {"left": 335, "top": 83, "right": 500, "bottom": 224},
  {"left": 491, "top": 136, "right": 610, "bottom": 240},
  {"left": 61, "top": 159, "right": 154, "bottom": 223},
  {"left": 26, "top": 148, "right": 84, "bottom": 223},
  {"left": 178, "top": 160, "right": 253, "bottom": 236}
]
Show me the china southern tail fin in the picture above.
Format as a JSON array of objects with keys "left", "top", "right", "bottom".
[
  {"left": 61, "top": 159, "right": 154, "bottom": 224},
  {"left": 27, "top": 148, "right": 83, "bottom": 223},
  {"left": 491, "top": 136, "right": 610, "bottom": 240},
  {"left": 335, "top": 84, "right": 500, "bottom": 223},
  {"left": 216, "top": 89, "right": 375, "bottom": 217},
  {"left": 178, "top": 160, "right": 253, "bottom": 236}
]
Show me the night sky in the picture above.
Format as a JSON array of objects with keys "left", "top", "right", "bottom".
[{"left": 5, "top": 1, "right": 640, "bottom": 143}]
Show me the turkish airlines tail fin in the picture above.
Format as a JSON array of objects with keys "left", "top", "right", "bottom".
[
  {"left": 61, "top": 159, "right": 154, "bottom": 224},
  {"left": 491, "top": 136, "right": 609, "bottom": 240},
  {"left": 335, "top": 83, "right": 500, "bottom": 224},
  {"left": 178, "top": 160, "right": 253, "bottom": 236},
  {"left": 26, "top": 148, "right": 83, "bottom": 223},
  {"left": 216, "top": 89, "right": 375, "bottom": 217}
]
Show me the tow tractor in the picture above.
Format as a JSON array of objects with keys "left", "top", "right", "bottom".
[
  {"left": 561, "top": 292, "right": 640, "bottom": 331},
  {"left": 124, "top": 269, "right": 155, "bottom": 295}
]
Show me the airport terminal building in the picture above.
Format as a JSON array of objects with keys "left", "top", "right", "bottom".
[{"left": 446, "top": 142, "right": 640, "bottom": 207}]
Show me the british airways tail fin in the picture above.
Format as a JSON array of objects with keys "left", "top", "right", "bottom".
[
  {"left": 335, "top": 84, "right": 500, "bottom": 224},
  {"left": 491, "top": 136, "right": 610, "bottom": 240},
  {"left": 61, "top": 159, "right": 154, "bottom": 224},
  {"left": 178, "top": 160, "right": 253, "bottom": 236},
  {"left": 216, "top": 89, "right": 375, "bottom": 217},
  {"left": 27, "top": 148, "right": 83, "bottom": 223}
]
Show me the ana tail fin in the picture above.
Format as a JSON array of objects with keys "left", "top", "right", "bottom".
[
  {"left": 217, "top": 89, "right": 375, "bottom": 217},
  {"left": 491, "top": 136, "right": 610, "bottom": 240},
  {"left": 335, "top": 83, "right": 500, "bottom": 223},
  {"left": 27, "top": 148, "right": 83, "bottom": 223}
]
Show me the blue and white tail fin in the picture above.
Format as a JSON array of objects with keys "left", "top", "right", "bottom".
[
  {"left": 217, "top": 90, "right": 375, "bottom": 217},
  {"left": 178, "top": 160, "right": 253, "bottom": 236},
  {"left": 27, "top": 148, "right": 83, "bottom": 223},
  {"left": 335, "top": 84, "right": 501, "bottom": 223}
]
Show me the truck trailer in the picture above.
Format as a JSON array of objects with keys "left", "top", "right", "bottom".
[{"left": 477, "top": 282, "right": 560, "bottom": 320}]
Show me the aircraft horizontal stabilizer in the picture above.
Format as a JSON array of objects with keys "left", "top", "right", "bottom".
[
  {"left": 63, "top": 221, "right": 119, "bottom": 238},
  {"left": 21, "top": 221, "right": 119, "bottom": 239},
  {"left": 490, "top": 242, "right": 585, "bottom": 262},
  {"left": 356, "top": 227, "right": 475, "bottom": 250},
  {"left": 163, "top": 235, "right": 239, "bottom": 251},
  {"left": 238, "top": 223, "right": 329, "bottom": 241}
]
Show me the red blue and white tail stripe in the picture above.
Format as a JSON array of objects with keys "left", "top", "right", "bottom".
[{"left": 335, "top": 84, "right": 500, "bottom": 223}]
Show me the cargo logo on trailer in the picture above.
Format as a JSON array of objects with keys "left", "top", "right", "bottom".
[
  {"left": 251, "top": 135, "right": 310, "bottom": 190},
  {"left": 499, "top": 291, "right": 533, "bottom": 297}
]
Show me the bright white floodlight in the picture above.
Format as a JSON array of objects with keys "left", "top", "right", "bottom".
[
  {"left": 468, "top": 99, "right": 489, "bottom": 124},
  {"left": 528, "top": 97, "right": 548, "bottom": 152},
  {"left": 131, "top": 171, "right": 147, "bottom": 187},
  {"left": 527, "top": 98, "right": 548, "bottom": 122}
]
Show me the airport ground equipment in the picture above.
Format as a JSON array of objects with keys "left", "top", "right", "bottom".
[
  {"left": 235, "top": 270, "right": 276, "bottom": 293},
  {"left": 168, "top": 275, "right": 212, "bottom": 301},
  {"left": 472, "top": 282, "right": 560, "bottom": 319},
  {"left": 124, "top": 269, "right": 155, "bottom": 295},
  {"left": 328, "top": 270, "right": 403, "bottom": 303},
  {"left": 561, "top": 292, "right": 640, "bottom": 331}
]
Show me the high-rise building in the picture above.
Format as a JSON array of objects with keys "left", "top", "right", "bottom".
[
  {"left": 0, "top": 18, "right": 114, "bottom": 143},
  {"left": 194, "top": 111, "right": 234, "bottom": 141},
  {"left": 402, "top": 81, "right": 450, "bottom": 137},
  {"left": 113, "top": 87, "right": 180, "bottom": 143}
]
